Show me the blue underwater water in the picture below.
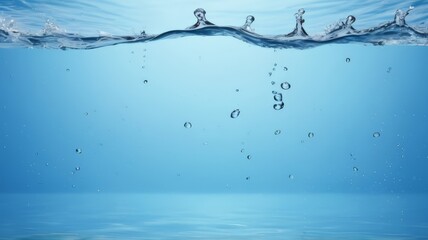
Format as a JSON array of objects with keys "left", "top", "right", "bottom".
[{"left": 1, "top": 0, "right": 428, "bottom": 239}]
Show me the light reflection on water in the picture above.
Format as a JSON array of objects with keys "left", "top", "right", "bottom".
[{"left": 0, "top": 193, "right": 427, "bottom": 239}]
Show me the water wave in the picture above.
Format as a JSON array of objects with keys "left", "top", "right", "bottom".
[{"left": 1, "top": 7, "right": 427, "bottom": 50}]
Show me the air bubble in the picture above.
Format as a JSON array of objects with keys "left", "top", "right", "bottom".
[
  {"left": 308, "top": 132, "right": 315, "bottom": 138},
  {"left": 269, "top": 72, "right": 272, "bottom": 77},
  {"left": 230, "top": 109, "right": 240, "bottom": 119},
  {"left": 373, "top": 132, "right": 381, "bottom": 138},
  {"left": 241, "top": 148, "right": 245, "bottom": 153},
  {"left": 289, "top": 174, "right": 294, "bottom": 180},
  {"left": 75, "top": 148, "right": 82, "bottom": 154},
  {"left": 273, "top": 102, "right": 284, "bottom": 110},
  {"left": 353, "top": 167, "right": 359, "bottom": 172},
  {"left": 387, "top": 67, "right": 392, "bottom": 73},
  {"left": 143, "top": 80, "right": 148, "bottom": 84},
  {"left": 75, "top": 166, "right": 81, "bottom": 171},
  {"left": 246, "top": 176, "right": 250, "bottom": 180},
  {"left": 271, "top": 81, "right": 276, "bottom": 85},
  {"left": 235, "top": 89, "right": 239, "bottom": 92},
  {"left": 283, "top": 67, "right": 288, "bottom": 71},
  {"left": 274, "top": 130, "right": 281, "bottom": 135},
  {"left": 184, "top": 122, "right": 192, "bottom": 129},
  {"left": 247, "top": 155, "right": 252, "bottom": 160},
  {"left": 281, "top": 82, "right": 291, "bottom": 90},
  {"left": 66, "top": 68, "right": 70, "bottom": 72},
  {"left": 346, "top": 58, "right": 351, "bottom": 63},
  {"left": 273, "top": 93, "right": 283, "bottom": 102}
]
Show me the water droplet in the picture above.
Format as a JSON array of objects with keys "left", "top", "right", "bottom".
[
  {"left": 345, "top": 15, "right": 356, "bottom": 26},
  {"left": 283, "top": 67, "right": 288, "bottom": 71},
  {"left": 273, "top": 102, "right": 284, "bottom": 110},
  {"left": 289, "top": 174, "right": 294, "bottom": 180},
  {"left": 273, "top": 93, "right": 283, "bottom": 102},
  {"left": 281, "top": 82, "right": 291, "bottom": 90},
  {"left": 187, "top": 8, "right": 215, "bottom": 29},
  {"left": 143, "top": 80, "right": 148, "bottom": 84},
  {"left": 346, "top": 58, "right": 351, "bottom": 63},
  {"left": 75, "top": 148, "right": 82, "bottom": 154},
  {"left": 373, "top": 132, "right": 381, "bottom": 138},
  {"left": 308, "top": 132, "right": 315, "bottom": 138},
  {"left": 184, "top": 122, "right": 192, "bottom": 129},
  {"left": 75, "top": 166, "right": 81, "bottom": 171},
  {"left": 230, "top": 109, "right": 240, "bottom": 119},
  {"left": 274, "top": 130, "right": 281, "bottom": 135},
  {"left": 271, "top": 81, "right": 276, "bottom": 85},
  {"left": 242, "top": 15, "right": 255, "bottom": 32},
  {"left": 353, "top": 167, "right": 359, "bottom": 172},
  {"left": 247, "top": 155, "right": 252, "bottom": 160}
]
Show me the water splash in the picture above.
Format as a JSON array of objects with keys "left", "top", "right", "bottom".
[
  {"left": 0, "top": 7, "right": 427, "bottom": 50},
  {"left": 187, "top": 8, "right": 215, "bottom": 29},
  {"left": 242, "top": 15, "right": 255, "bottom": 32}
]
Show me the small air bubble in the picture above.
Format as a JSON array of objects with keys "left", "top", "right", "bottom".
[
  {"left": 274, "top": 130, "right": 281, "bottom": 135},
  {"left": 184, "top": 122, "right": 192, "bottom": 129},
  {"left": 387, "top": 67, "right": 392, "bottom": 73},
  {"left": 273, "top": 93, "right": 282, "bottom": 101},
  {"left": 346, "top": 58, "right": 351, "bottom": 63},
  {"left": 269, "top": 72, "right": 272, "bottom": 77},
  {"left": 231, "top": 109, "right": 240, "bottom": 119},
  {"left": 75, "top": 166, "right": 81, "bottom": 171},
  {"left": 235, "top": 89, "right": 239, "bottom": 92},
  {"left": 72, "top": 184, "right": 76, "bottom": 188},
  {"left": 271, "top": 81, "right": 276, "bottom": 85},
  {"left": 247, "top": 155, "right": 252, "bottom": 160},
  {"left": 241, "top": 148, "right": 245, "bottom": 153},
  {"left": 274, "top": 63, "right": 278, "bottom": 67},
  {"left": 75, "top": 148, "right": 82, "bottom": 154},
  {"left": 45, "top": 163, "right": 49, "bottom": 167},
  {"left": 143, "top": 80, "right": 148, "bottom": 84},
  {"left": 308, "top": 132, "right": 315, "bottom": 138},
  {"left": 373, "top": 132, "right": 381, "bottom": 138},
  {"left": 66, "top": 68, "right": 70, "bottom": 72},
  {"left": 273, "top": 102, "right": 284, "bottom": 110},
  {"left": 281, "top": 82, "right": 291, "bottom": 90},
  {"left": 289, "top": 174, "right": 294, "bottom": 180},
  {"left": 84, "top": 112, "right": 89, "bottom": 116},
  {"left": 353, "top": 167, "right": 359, "bottom": 172},
  {"left": 246, "top": 176, "right": 250, "bottom": 180},
  {"left": 283, "top": 67, "right": 288, "bottom": 71}
]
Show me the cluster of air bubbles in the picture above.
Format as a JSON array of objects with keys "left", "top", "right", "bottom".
[
  {"left": 242, "top": 15, "right": 255, "bottom": 32},
  {"left": 230, "top": 109, "right": 240, "bottom": 118},
  {"left": 184, "top": 122, "right": 192, "bottom": 129}
]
